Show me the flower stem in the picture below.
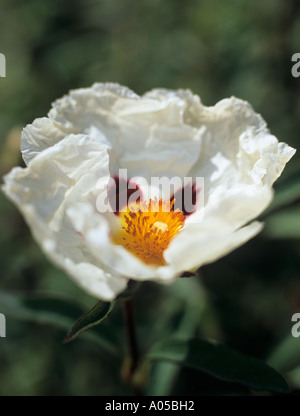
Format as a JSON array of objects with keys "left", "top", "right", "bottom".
[{"left": 123, "top": 298, "right": 140, "bottom": 383}]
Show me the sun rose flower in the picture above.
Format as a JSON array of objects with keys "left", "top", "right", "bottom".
[{"left": 2, "top": 83, "right": 295, "bottom": 300}]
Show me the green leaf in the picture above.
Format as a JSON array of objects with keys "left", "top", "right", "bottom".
[
  {"left": 267, "top": 333, "right": 300, "bottom": 374},
  {"left": 0, "top": 291, "right": 119, "bottom": 356},
  {"left": 263, "top": 206, "right": 300, "bottom": 239},
  {"left": 63, "top": 299, "right": 115, "bottom": 344},
  {"left": 147, "top": 337, "right": 289, "bottom": 393}
]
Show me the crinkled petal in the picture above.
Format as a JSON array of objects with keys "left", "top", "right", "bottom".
[
  {"left": 187, "top": 97, "right": 296, "bottom": 228},
  {"left": 46, "top": 83, "right": 205, "bottom": 180},
  {"left": 3, "top": 134, "right": 128, "bottom": 300},
  {"left": 21, "top": 117, "right": 75, "bottom": 166}
]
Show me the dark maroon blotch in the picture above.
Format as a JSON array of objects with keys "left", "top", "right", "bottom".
[
  {"left": 108, "top": 176, "right": 142, "bottom": 215},
  {"left": 170, "top": 182, "right": 200, "bottom": 217},
  {"left": 180, "top": 271, "right": 196, "bottom": 278}
]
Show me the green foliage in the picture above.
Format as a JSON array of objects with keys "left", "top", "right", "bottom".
[
  {"left": 63, "top": 299, "right": 115, "bottom": 345},
  {"left": 148, "top": 337, "right": 289, "bottom": 393},
  {"left": 0, "top": 291, "right": 119, "bottom": 355},
  {"left": 268, "top": 332, "right": 300, "bottom": 374}
]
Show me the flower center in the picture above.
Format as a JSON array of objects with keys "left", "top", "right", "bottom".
[{"left": 111, "top": 198, "right": 185, "bottom": 266}]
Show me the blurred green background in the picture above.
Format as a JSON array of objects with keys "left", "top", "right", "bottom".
[{"left": 0, "top": 0, "right": 300, "bottom": 396}]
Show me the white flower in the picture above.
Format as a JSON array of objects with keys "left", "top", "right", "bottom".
[{"left": 2, "top": 83, "right": 295, "bottom": 300}]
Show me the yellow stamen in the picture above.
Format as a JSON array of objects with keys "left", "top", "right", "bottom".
[{"left": 111, "top": 198, "right": 185, "bottom": 266}]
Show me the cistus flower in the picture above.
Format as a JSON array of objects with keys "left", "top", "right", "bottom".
[{"left": 2, "top": 83, "right": 295, "bottom": 300}]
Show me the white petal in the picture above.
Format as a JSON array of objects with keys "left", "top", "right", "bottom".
[
  {"left": 46, "top": 83, "right": 205, "bottom": 180},
  {"left": 188, "top": 97, "right": 296, "bottom": 228},
  {"left": 21, "top": 117, "right": 75, "bottom": 166},
  {"left": 164, "top": 220, "right": 263, "bottom": 273},
  {"left": 3, "top": 134, "right": 128, "bottom": 300}
]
